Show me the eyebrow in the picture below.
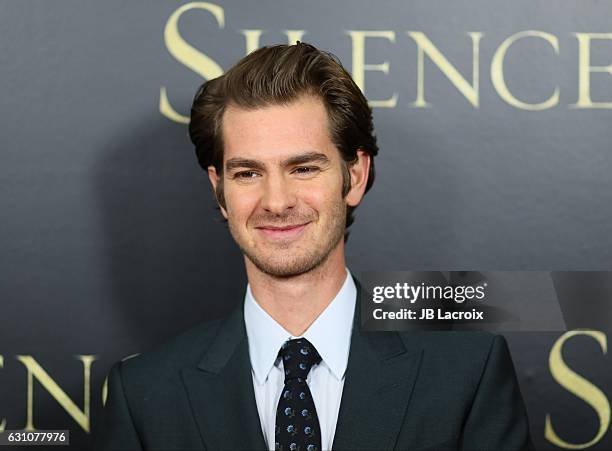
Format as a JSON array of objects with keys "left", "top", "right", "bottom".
[{"left": 225, "top": 151, "right": 331, "bottom": 172}]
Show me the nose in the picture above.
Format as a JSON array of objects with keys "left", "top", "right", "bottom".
[{"left": 260, "top": 172, "right": 297, "bottom": 215}]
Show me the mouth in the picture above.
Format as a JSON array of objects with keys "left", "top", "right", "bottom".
[{"left": 255, "top": 222, "right": 310, "bottom": 240}]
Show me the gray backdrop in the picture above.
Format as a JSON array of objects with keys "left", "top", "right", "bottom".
[{"left": 2, "top": 1, "right": 611, "bottom": 449}]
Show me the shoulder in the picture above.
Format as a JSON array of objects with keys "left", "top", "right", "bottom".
[
  {"left": 115, "top": 315, "right": 226, "bottom": 385},
  {"left": 397, "top": 330, "right": 512, "bottom": 379},
  {"left": 399, "top": 329, "right": 502, "bottom": 352},
  {"left": 386, "top": 331, "right": 519, "bottom": 423},
  {"left": 99, "top": 314, "right": 238, "bottom": 445}
]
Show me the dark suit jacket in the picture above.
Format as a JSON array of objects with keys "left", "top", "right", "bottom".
[{"left": 96, "top": 287, "right": 532, "bottom": 450}]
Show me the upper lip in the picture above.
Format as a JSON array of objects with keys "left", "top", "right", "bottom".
[{"left": 256, "top": 222, "right": 309, "bottom": 230}]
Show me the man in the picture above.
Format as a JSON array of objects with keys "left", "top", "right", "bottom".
[{"left": 98, "top": 43, "right": 531, "bottom": 450}]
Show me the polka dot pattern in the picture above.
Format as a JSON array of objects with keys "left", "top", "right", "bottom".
[{"left": 275, "top": 338, "right": 321, "bottom": 451}]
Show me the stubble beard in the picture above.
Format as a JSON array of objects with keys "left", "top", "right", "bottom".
[{"left": 229, "top": 200, "right": 347, "bottom": 278}]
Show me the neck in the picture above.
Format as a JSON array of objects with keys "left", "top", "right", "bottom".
[{"left": 245, "top": 243, "right": 347, "bottom": 336}]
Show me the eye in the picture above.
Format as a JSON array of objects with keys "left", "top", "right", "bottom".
[
  {"left": 233, "top": 170, "right": 260, "bottom": 179},
  {"left": 293, "top": 166, "right": 320, "bottom": 176}
]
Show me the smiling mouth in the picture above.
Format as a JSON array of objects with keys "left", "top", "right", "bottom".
[{"left": 255, "top": 222, "right": 310, "bottom": 240}]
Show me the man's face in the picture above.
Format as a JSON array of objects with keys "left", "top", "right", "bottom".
[{"left": 208, "top": 95, "right": 352, "bottom": 278}]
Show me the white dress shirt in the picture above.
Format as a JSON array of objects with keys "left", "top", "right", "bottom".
[{"left": 244, "top": 269, "right": 356, "bottom": 451}]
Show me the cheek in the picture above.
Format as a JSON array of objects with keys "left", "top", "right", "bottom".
[
  {"left": 224, "top": 188, "right": 259, "bottom": 222},
  {"left": 298, "top": 181, "right": 343, "bottom": 214}
]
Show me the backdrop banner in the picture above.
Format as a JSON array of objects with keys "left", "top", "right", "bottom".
[{"left": 2, "top": 1, "right": 612, "bottom": 449}]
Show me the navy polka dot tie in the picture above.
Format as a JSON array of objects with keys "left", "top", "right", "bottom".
[{"left": 275, "top": 338, "right": 322, "bottom": 451}]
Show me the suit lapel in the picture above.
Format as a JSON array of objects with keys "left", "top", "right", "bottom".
[
  {"left": 332, "top": 280, "right": 424, "bottom": 450},
  {"left": 178, "top": 277, "right": 423, "bottom": 450},
  {"left": 180, "top": 306, "right": 267, "bottom": 451}
]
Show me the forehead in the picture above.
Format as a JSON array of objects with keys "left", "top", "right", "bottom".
[{"left": 221, "top": 95, "right": 337, "bottom": 162}]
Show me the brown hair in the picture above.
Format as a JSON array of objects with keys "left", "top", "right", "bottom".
[{"left": 188, "top": 42, "right": 378, "bottom": 230}]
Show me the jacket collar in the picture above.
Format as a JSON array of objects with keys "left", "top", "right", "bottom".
[
  {"left": 181, "top": 304, "right": 267, "bottom": 450},
  {"left": 332, "top": 277, "right": 425, "bottom": 450},
  {"left": 180, "top": 276, "right": 424, "bottom": 450},
  {"left": 244, "top": 269, "right": 357, "bottom": 385}
]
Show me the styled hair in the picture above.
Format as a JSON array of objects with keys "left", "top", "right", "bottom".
[{"left": 188, "top": 42, "right": 378, "bottom": 230}]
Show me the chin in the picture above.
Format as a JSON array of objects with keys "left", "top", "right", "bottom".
[{"left": 247, "top": 252, "right": 327, "bottom": 279}]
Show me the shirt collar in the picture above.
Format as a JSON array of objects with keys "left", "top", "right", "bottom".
[{"left": 244, "top": 268, "right": 356, "bottom": 385}]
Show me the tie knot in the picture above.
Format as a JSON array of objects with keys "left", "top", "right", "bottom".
[{"left": 278, "top": 338, "right": 321, "bottom": 382}]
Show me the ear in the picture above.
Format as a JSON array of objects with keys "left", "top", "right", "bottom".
[
  {"left": 207, "top": 165, "right": 228, "bottom": 219},
  {"left": 345, "top": 149, "right": 371, "bottom": 207}
]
